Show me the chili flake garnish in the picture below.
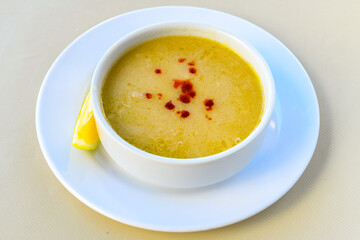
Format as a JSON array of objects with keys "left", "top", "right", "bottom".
[
  {"left": 180, "top": 110, "right": 190, "bottom": 118},
  {"left": 205, "top": 114, "right": 212, "bottom": 120},
  {"left": 188, "top": 61, "right": 195, "bottom": 66},
  {"left": 189, "top": 67, "right": 197, "bottom": 74},
  {"left": 145, "top": 93, "right": 152, "bottom": 99},
  {"left": 178, "top": 58, "right": 186, "bottom": 63},
  {"left": 173, "top": 79, "right": 184, "bottom": 89},
  {"left": 165, "top": 101, "right": 175, "bottom": 110},
  {"left": 155, "top": 69, "right": 162, "bottom": 74},
  {"left": 188, "top": 91, "right": 196, "bottom": 98},
  {"left": 178, "top": 94, "right": 191, "bottom": 103},
  {"left": 157, "top": 93, "right": 163, "bottom": 99},
  {"left": 173, "top": 79, "right": 196, "bottom": 103},
  {"left": 181, "top": 80, "right": 193, "bottom": 93},
  {"left": 204, "top": 99, "right": 214, "bottom": 111}
]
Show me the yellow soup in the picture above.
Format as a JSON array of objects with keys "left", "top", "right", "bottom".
[{"left": 102, "top": 35, "right": 264, "bottom": 158}]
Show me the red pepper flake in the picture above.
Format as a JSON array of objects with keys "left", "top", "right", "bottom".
[
  {"left": 188, "top": 61, "right": 195, "bottom": 66},
  {"left": 176, "top": 111, "right": 180, "bottom": 114},
  {"left": 178, "top": 94, "right": 191, "bottom": 103},
  {"left": 189, "top": 67, "right": 197, "bottom": 74},
  {"left": 180, "top": 110, "right": 190, "bottom": 118},
  {"left": 157, "top": 93, "right": 163, "bottom": 99},
  {"left": 181, "top": 80, "right": 193, "bottom": 93},
  {"left": 205, "top": 114, "right": 212, "bottom": 120},
  {"left": 178, "top": 58, "right": 186, "bottom": 63},
  {"left": 188, "top": 90, "right": 196, "bottom": 98},
  {"left": 204, "top": 99, "right": 214, "bottom": 111},
  {"left": 173, "top": 79, "right": 184, "bottom": 89},
  {"left": 173, "top": 80, "right": 196, "bottom": 103},
  {"left": 145, "top": 93, "right": 152, "bottom": 99},
  {"left": 165, "top": 101, "right": 175, "bottom": 110},
  {"left": 155, "top": 69, "right": 162, "bottom": 74}
]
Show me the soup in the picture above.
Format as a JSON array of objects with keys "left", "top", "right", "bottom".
[{"left": 102, "top": 35, "right": 263, "bottom": 158}]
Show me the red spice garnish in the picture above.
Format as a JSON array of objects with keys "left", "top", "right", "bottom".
[
  {"left": 188, "top": 61, "right": 195, "bottom": 66},
  {"left": 165, "top": 101, "right": 175, "bottom": 110},
  {"left": 173, "top": 79, "right": 184, "bottom": 89},
  {"left": 155, "top": 69, "right": 162, "bottom": 74},
  {"left": 204, "top": 99, "right": 214, "bottom": 111},
  {"left": 180, "top": 110, "right": 190, "bottom": 118},
  {"left": 181, "top": 80, "right": 193, "bottom": 93},
  {"left": 145, "top": 93, "right": 152, "bottom": 99},
  {"left": 176, "top": 111, "right": 180, "bottom": 114},
  {"left": 178, "top": 94, "right": 191, "bottom": 103},
  {"left": 178, "top": 58, "right": 186, "bottom": 63},
  {"left": 188, "top": 90, "right": 196, "bottom": 98},
  {"left": 205, "top": 114, "right": 212, "bottom": 120},
  {"left": 189, "top": 67, "right": 197, "bottom": 74},
  {"left": 173, "top": 80, "right": 196, "bottom": 103},
  {"left": 157, "top": 93, "right": 163, "bottom": 99}
]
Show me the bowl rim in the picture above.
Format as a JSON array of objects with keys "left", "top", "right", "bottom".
[{"left": 91, "top": 21, "right": 275, "bottom": 165}]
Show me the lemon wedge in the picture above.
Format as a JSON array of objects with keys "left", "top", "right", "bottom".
[{"left": 72, "top": 91, "right": 100, "bottom": 150}]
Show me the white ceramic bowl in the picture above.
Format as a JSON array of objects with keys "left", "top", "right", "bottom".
[{"left": 91, "top": 22, "right": 275, "bottom": 188}]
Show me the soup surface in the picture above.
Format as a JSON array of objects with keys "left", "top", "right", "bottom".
[{"left": 102, "top": 35, "right": 263, "bottom": 158}]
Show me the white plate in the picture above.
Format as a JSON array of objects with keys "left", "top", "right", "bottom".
[{"left": 36, "top": 6, "right": 319, "bottom": 232}]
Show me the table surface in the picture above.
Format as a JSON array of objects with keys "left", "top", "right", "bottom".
[{"left": 1, "top": 0, "right": 359, "bottom": 239}]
